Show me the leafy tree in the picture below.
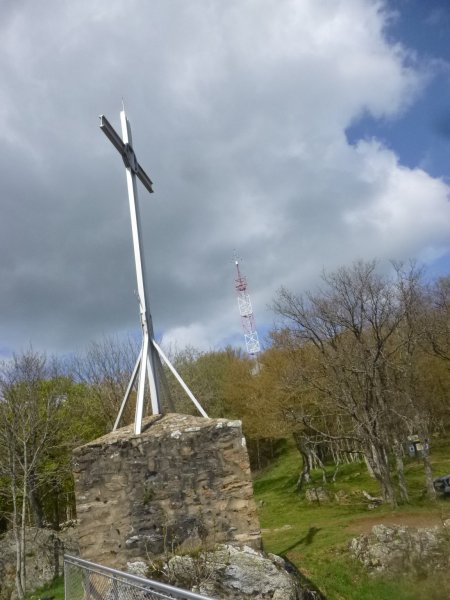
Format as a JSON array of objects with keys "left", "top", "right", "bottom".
[
  {"left": 166, "top": 346, "right": 247, "bottom": 418},
  {"left": 0, "top": 350, "right": 66, "bottom": 598}
]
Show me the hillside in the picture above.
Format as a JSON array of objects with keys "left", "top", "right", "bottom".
[{"left": 253, "top": 438, "right": 450, "bottom": 600}]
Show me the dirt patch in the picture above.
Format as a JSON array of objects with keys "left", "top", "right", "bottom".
[{"left": 348, "top": 511, "right": 449, "bottom": 534}]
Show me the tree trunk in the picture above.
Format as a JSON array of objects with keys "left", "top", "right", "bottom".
[
  {"left": 28, "top": 471, "right": 44, "bottom": 528},
  {"left": 415, "top": 423, "right": 436, "bottom": 501},
  {"left": 422, "top": 447, "right": 436, "bottom": 501},
  {"left": 20, "top": 445, "right": 27, "bottom": 595},
  {"left": 255, "top": 438, "right": 261, "bottom": 471},
  {"left": 363, "top": 450, "right": 377, "bottom": 479},
  {"left": 292, "top": 432, "right": 311, "bottom": 492},
  {"left": 393, "top": 439, "right": 409, "bottom": 503},
  {"left": 53, "top": 487, "right": 60, "bottom": 531},
  {"left": 366, "top": 441, "right": 397, "bottom": 507},
  {"left": 311, "top": 449, "right": 327, "bottom": 484},
  {"left": 10, "top": 452, "right": 25, "bottom": 600}
]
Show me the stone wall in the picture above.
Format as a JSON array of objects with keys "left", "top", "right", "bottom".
[{"left": 73, "top": 413, "right": 261, "bottom": 570}]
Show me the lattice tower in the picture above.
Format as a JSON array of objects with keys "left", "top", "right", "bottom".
[{"left": 234, "top": 259, "right": 261, "bottom": 356}]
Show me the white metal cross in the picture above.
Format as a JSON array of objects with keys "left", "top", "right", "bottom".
[{"left": 100, "top": 109, "right": 208, "bottom": 434}]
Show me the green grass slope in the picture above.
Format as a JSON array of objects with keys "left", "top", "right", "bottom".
[{"left": 253, "top": 439, "right": 450, "bottom": 600}]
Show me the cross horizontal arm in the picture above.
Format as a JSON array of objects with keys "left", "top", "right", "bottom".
[
  {"left": 99, "top": 115, "right": 125, "bottom": 154},
  {"left": 137, "top": 164, "right": 154, "bottom": 194},
  {"left": 100, "top": 114, "right": 154, "bottom": 194}
]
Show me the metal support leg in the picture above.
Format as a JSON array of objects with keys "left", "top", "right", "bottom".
[
  {"left": 135, "top": 333, "right": 149, "bottom": 435},
  {"left": 146, "top": 354, "right": 160, "bottom": 415},
  {"left": 152, "top": 339, "right": 208, "bottom": 418},
  {"left": 113, "top": 351, "right": 141, "bottom": 431}
]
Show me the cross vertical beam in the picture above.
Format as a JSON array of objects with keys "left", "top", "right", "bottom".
[
  {"left": 100, "top": 110, "right": 161, "bottom": 433},
  {"left": 119, "top": 111, "right": 161, "bottom": 429},
  {"left": 100, "top": 109, "right": 209, "bottom": 434}
]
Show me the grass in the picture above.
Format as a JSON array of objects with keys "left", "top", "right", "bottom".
[
  {"left": 253, "top": 437, "right": 450, "bottom": 600},
  {"left": 25, "top": 576, "right": 64, "bottom": 600}
]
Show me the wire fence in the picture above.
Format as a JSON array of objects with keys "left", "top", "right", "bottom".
[{"left": 64, "top": 554, "right": 215, "bottom": 600}]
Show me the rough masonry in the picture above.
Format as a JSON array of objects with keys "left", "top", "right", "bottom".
[{"left": 73, "top": 413, "right": 261, "bottom": 570}]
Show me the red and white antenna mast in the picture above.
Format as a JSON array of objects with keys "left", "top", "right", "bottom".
[{"left": 234, "top": 256, "right": 261, "bottom": 357}]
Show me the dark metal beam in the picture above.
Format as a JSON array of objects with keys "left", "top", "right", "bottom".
[
  {"left": 100, "top": 115, "right": 154, "bottom": 193},
  {"left": 99, "top": 115, "right": 125, "bottom": 155},
  {"left": 137, "top": 164, "right": 154, "bottom": 194}
]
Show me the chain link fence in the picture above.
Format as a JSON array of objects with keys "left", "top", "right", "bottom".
[{"left": 64, "top": 555, "right": 214, "bottom": 600}]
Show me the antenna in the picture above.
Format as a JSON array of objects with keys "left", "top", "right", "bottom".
[{"left": 234, "top": 255, "right": 261, "bottom": 357}]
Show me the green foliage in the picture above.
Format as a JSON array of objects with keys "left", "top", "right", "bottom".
[{"left": 167, "top": 345, "right": 251, "bottom": 419}]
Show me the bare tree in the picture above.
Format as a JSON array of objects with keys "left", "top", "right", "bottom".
[
  {"left": 70, "top": 335, "right": 140, "bottom": 429},
  {"left": 71, "top": 334, "right": 176, "bottom": 428},
  {"left": 272, "top": 260, "right": 436, "bottom": 506},
  {"left": 425, "top": 275, "right": 450, "bottom": 362}
]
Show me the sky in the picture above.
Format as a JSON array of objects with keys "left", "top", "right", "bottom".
[{"left": 0, "top": 0, "right": 449, "bottom": 358}]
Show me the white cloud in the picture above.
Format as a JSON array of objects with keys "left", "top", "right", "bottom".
[
  {"left": 161, "top": 323, "right": 220, "bottom": 354},
  {"left": 0, "top": 0, "right": 448, "bottom": 355}
]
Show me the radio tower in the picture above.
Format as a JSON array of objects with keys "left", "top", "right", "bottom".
[{"left": 234, "top": 256, "right": 261, "bottom": 358}]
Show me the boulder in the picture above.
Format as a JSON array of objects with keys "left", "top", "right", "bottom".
[
  {"left": 349, "top": 524, "right": 450, "bottom": 577},
  {"left": 305, "top": 487, "right": 329, "bottom": 504},
  {"left": 159, "top": 544, "right": 322, "bottom": 599},
  {"left": 334, "top": 490, "right": 350, "bottom": 504}
]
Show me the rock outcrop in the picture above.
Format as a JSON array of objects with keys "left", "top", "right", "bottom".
[
  {"left": 349, "top": 522, "right": 450, "bottom": 576},
  {"left": 304, "top": 487, "right": 330, "bottom": 504},
  {"left": 0, "top": 526, "right": 78, "bottom": 600},
  {"left": 157, "top": 544, "right": 322, "bottom": 600}
]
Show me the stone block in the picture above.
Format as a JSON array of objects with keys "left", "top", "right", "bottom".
[{"left": 73, "top": 413, "right": 261, "bottom": 570}]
